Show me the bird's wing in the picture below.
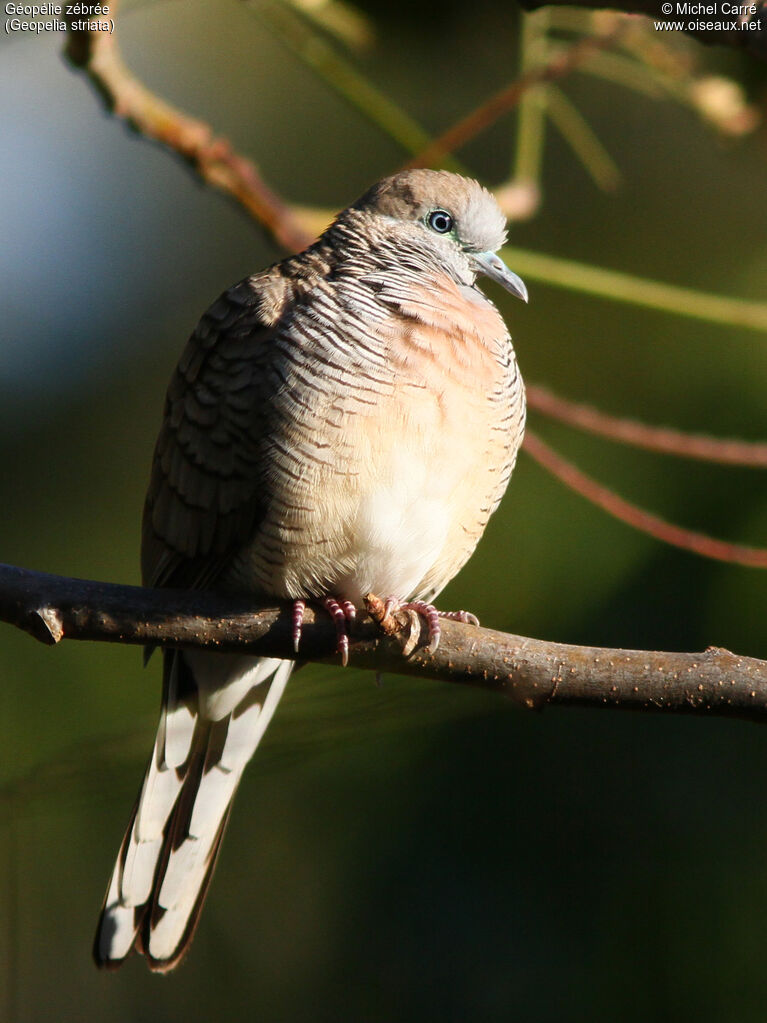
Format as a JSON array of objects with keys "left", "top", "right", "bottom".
[
  {"left": 141, "top": 268, "right": 292, "bottom": 592},
  {"left": 95, "top": 269, "right": 298, "bottom": 971}
]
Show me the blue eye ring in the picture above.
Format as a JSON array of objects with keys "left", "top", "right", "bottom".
[{"left": 427, "top": 209, "right": 453, "bottom": 234}]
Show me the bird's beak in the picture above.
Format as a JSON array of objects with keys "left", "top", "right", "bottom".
[{"left": 473, "top": 251, "right": 528, "bottom": 303}]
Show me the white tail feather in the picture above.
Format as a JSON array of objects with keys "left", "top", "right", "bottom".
[
  {"left": 133, "top": 746, "right": 184, "bottom": 843},
  {"left": 94, "top": 653, "right": 293, "bottom": 970},
  {"left": 163, "top": 650, "right": 197, "bottom": 767},
  {"left": 120, "top": 834, "right": 163, "bottom": 907},
  {"left": 95, "top": 842, "right": 140, "bottom": 964}
]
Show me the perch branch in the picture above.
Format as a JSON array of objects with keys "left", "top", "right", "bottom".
[{"left": 1, "top": 563, "right": 767, "bottom": 723}]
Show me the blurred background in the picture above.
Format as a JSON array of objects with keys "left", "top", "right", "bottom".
[{"left": 2, "top": 0, "right": 767, "bottom": 1019}]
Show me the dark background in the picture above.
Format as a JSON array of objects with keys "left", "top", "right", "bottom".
[{"left": 2, "top": 1, "right": 767, "bottom": 1019}]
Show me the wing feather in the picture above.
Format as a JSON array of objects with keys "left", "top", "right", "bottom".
[{"left": 141, "top": 271, "right": 291, "bottom": 592}]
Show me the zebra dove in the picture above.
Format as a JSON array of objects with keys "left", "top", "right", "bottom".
[{"left": 94, "top": 169, "right": 527, "bottom": 971}]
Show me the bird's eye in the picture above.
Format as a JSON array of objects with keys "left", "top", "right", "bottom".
[{"left": 427, "top": 209, "right": 453, "bottom": 234}]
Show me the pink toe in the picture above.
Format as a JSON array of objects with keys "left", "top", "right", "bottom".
[{"left": 292, "top": 599, "right": 306, "bottom": 653}]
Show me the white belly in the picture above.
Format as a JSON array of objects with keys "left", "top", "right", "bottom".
[{"left": 339, "top": 482, "right": 452, "bottom": 604}]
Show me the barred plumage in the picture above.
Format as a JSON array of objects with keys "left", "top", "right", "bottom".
[{"left": 94, "top": 169, "right": 527, "bottom": 971}]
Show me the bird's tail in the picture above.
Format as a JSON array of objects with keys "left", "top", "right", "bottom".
[{"left": 94, "top": 650, "right": 293, "bottom": 972}]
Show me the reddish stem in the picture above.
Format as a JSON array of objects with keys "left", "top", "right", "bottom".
[
  {"left": 524, "top": 430, "right": 767, "bottom": 568},
  {"left": 403, "top": 27, "right": 623, "bottom": 170},
  {"left": 528, "top": 385, "right": 767, "bottom": 467}
]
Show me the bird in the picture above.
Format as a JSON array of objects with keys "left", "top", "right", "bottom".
[{"left": 93, "top": 169, "right": 528, "bottom": 972}]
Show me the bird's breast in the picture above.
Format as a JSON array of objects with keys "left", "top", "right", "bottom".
[{"left": 226, "top": 272, "right": 525, "bottom": 604}]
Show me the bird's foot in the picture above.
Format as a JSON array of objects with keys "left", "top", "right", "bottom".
[
  {"left": 366, "top": 595, "right": 480, "bottom": 655},
  {"left": 292, "top": 597, "right": 356, "bottom": 667},
  {"left": 384, "top": 598, "right": 440, "bottom": 654},
  {"left": 435, "top": 609, "right": 480, "bottom": 627}
]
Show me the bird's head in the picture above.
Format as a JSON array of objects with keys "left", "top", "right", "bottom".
[{"left": 346, "top": 169, "right": 528, "bottom": 303}]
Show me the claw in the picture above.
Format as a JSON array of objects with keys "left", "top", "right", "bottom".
[
  {"left": 322, "top": 596, "right": 356, "bottom": 667},
  {"left": 292, "top": 597, "right": 357, "bottom": 663}
]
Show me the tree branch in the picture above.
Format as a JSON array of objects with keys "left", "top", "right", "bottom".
[
  {"left": 524, "top": 431, "right": 767, "bottom": 567},
  {"left": 404, "top": 27, "right": 624, "bottom": 170},
  {"left": 527, "top": 385, "right": 767, "bottom": 467},
  {"left": 2, "top": 563, "right": 766, "bottom": 724},
  {"left": 64, "top": 1, "right": 313, "bottom": 252},
  {"left": 517, "top": 0, "right": 767, "bottom": 58}
]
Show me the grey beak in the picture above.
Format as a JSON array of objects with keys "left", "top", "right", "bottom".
[{"left": 473, "top": 250, "right": 528, "bottom": 303}]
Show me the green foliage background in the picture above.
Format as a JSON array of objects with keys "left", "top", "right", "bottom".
[{"left": 1, "top": 1, "right": 767, "bottom": 1018}]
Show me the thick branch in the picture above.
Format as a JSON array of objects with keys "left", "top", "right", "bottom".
[{"left": 2, "top": 563, "right": 766, "bottom": 723}]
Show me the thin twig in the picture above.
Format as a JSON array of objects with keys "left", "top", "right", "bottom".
[
  {"left": 1, "top": 563, "right": 766, "bottom": 722},
  {"left": 253, "top": 0, "right": 463, "bottom": 172},
  {"left": 523, "top": 431, "right": 767, "bottom": 567},
  {"left": 64, "top": 3, "right": 312, "bottom": 252},
  {"left": 543, "top": 85, "right": 622, "bottom": 191},
  {"left": 502, "top": 245, "right": 767, "bottom": 333},
  {"left": 517, "top": 0, "right": 767, "bottom": 58},
  {"left": 404, "top": 27, "right": 624, "bottom": 170},
  {"left": 528, "top": 385, "right": 767, "bottom": 467}
]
